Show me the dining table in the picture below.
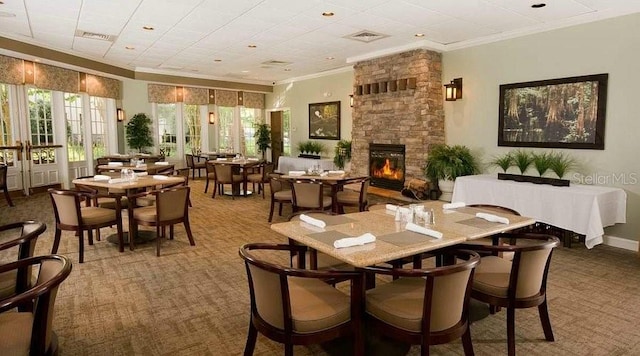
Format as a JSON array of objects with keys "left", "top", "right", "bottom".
[
  {"left": 270, "top": 201, "right": 535, "bottom": 268},
  {"left": 209, "top": 158, "right": 262, "bottom": 197},
  {"left": 279, "top": 172, "right": 368, "bottom": 213},
  {"left": 97, "top": 163, "right": 174, "bottom": 175},
  {"left": 72, "top": 175, "right": 185, "bottom": 250}
]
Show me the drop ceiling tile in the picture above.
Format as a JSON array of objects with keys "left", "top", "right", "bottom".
[
  {"left": 72, "top": 37, "right": 112, "bottom": 57},
  {"left": 32, "top": 31, "right": 74, "bottom": 49},
  {"left": 486, "top": 0, "right": 594, "bottom": 21},
  {"left": 426, "top": 19, "right": 500, "bottom": 44},
  {"left": 173, "top": 10, "right": 237, "bottom": 33},
  {"left": 366, "top": 1, "right": 454, "bottom": 27}
]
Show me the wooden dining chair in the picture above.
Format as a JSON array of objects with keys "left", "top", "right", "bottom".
[
  {"left": 247, "top": 162, "right": 274, "bottom": 199},
  {"left": 458, "top": 233, "right": 561, "bottom": 356},
  {"left": 268, "top": 177, "right": 292, "bottom": 222},
  {"left": 0, "top": 164, "right": 14, "bottom": 207},
  {"left": 239, "top": 243, "right": 364, "bottom": 356},
  {"left": 335, "top": 177, "right": 370, "bottom": 213},
  {"left": 291, "top": 180, "right": 332, "bottom": 213},
  {"left": 49, "top": 188, "right": 124, "bottom": 263},
  {"left": 363, "top": 249, "right": 481, "bottom": 356},
  {"left": 204, "top": 161, "right": 216, "bottom": 196},
  {"left": 130, "top": 186, "right": 195, "bottom": 257},
  {"left": 0, "top": 221, "right": 47, "bottom": 300},
  {"left": 213, "top": 163, "right": 243, "bottom": 199},
  {"left": 0, "top": 255, "right": 72, "bottom": 356},
  {"left": 185, "top": 154, "right": 206, "bottom": 180}
]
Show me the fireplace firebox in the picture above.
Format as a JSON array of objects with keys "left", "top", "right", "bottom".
[{"left": 369, "top": 143, "right": 405, "bottom": 191}]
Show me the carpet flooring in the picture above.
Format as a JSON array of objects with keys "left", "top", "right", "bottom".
[{"left": 1, "top": 179, "right": 640, "bottom": 355}]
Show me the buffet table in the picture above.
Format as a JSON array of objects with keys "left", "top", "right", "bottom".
[
  {"left": 276, "top": 156, "right": 335, "bottom": 174},
  {"left": 451, "top": 174, "right": 627, "bottom": 249}
]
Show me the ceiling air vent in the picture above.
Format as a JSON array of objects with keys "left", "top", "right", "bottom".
[
  {"left": 75, "top": 30, "right": 116, "bottom": 42},
  {"left": 261, "top": 60, "right": 292, "bottom": 67},
  {"left": 345, "top": 30, "right": 388, "bottom": 43}
]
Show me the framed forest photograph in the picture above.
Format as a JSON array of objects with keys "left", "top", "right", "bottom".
[
  {"left": 498, "top": 74, "right": 608, "bottom": 149},
  {"left": 309, "top": 101, "right": 340, "bottom": 140}
]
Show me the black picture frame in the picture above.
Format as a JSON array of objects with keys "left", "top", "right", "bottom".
[
  {"left": 498, "top": 73, "right": 608, "bottom": 150},
  {"left": 308, "top": 101, "right": 340, "bottom": 140}
]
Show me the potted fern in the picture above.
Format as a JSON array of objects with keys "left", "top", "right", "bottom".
[{"left": 424, "top": 144, "right": 478, "bottom": 201}]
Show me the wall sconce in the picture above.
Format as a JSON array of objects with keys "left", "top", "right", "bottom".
[
  {"left": 444, "top": 78, "right": 463, "bottom": 101},
  {"left": 116, "top": 108, "right": 125, "bottom": 122},
  {"left": 349, "top": 94, "right": 354, "bottom": 107},
  {"left": 208, "top": 112, "right": 216, "bottom": 125}
]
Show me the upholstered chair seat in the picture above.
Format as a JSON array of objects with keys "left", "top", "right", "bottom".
[
  {"left": 472, "top": 255, "right": 512, "bottom": 297},
  {"left": 287, "top": 277, "right": 351, "bottom": 333},
  {"left": 0, "top": 310, "right": 33, "bottom": 355},
  {"left": 79, "top": 207, "right": 117, "bottom": 225},
  {"left": 132, "top": 206, "right": 157, "bottom": 223},
  {"left": 268, "top": 177, "right": 293, "bottom": 222},
  {"left": 335, "top": 191, "right": 359, "bottom": 204}
]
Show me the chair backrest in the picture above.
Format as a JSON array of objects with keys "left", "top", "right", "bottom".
[
  {"left": 0, "top": 221, "right": 47, "bottom": 297},
  {"left": 0, "top": 255, "right": 72, "bottom": 355},
  {"left": 185, "top": 154, "right": 195, "bottom": 168},
  {"left": 206, "top": 161, "right": 216, "bottom": 174},
  {"left": 507, "top": 234, "right": 560, "bottom": 299},
  {"left": 357, "top": 177, "right": 370, "bottom": 204},
  {"left": 239, "top": 243, "right": 361, "bottom": 334},
  {"left": 173, "top": 168, "right": 190, "bottom": 185},
  {"left": 0, "top": 164, "right": 7, "bottom": 187},
  {"left": 262, "top": 163, "right": 275, "bottom": 180},
  {"left": 48, "top": 189, "right": 83, "bottom": 227},
  {"left": 213, "top": 164, "right": 233, "bottom": 182},
  {"left": 156, "top": 186, "right": 190, "bottom": 223},
  {"left": 291, "top": 181, "right": 324, "bottom": 209}
]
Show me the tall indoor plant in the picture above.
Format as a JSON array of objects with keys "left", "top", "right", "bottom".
[
  {"left": 424, "top": 144, "right": 478, "bottom": 201},
  {"left": 254, "top": 123, "right": 271, "bottom": 160},
  {"left": 125, "top": 113, "right": 153, "bottom": 153}
]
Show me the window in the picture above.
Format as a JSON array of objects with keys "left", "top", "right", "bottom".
[
  {"left": 184, "top": 104, "right": 201, "bottom": 154},
  {"left": 240, "top": 107, "right": 262, "bottom": 157},
  {"left": 27, "top": 89, "right": 55, "bottom": 164},
  {"left": 157, "top": 104, "right": 177, "bottom": 157},
  {"left": 0, "top": 84, "right": 14, "bottom": 165},
  {"left": 89, "top": 97, "right": 108, "bottom": 158},
  {"left": 218, "top": 106, "right": 234, "bottom": 151},
  {"left": 282, "top": 109, "right": 291, "bottom": 156},
  {"left": 64, "top": 93, "right": 83, "bottom": 162}
]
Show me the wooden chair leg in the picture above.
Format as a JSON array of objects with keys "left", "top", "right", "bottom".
[
  {"left": 538, "top": 299, "right": 555, "bottom": 341},
  {"left": 204, "top": 179, "right": 210, "bottom": 193},
  {"left": 461, "top": 324, "right": 474, "bottom": 356},
  {"left": 52, "top": 229, "right": 62, "bottom": 253},
  {"left": 88, "top": 229, "right": 94, "bottom": 245},
  {"left": 96, "top": 228, "right": 101, "bottom": 241},
  {"left": 268, "top": 200, "right": 276, "bottom": 222},
  {"left": 156, "top": 226, "right": 162, "bottom": 257},
  {"left": 78, "top": 230, "right": 85, "bottom": 263},
  {"left": 243, "top": 320, "right": 258, "bottom": 356},
  {"left": 184, "top": 219, "right": 195, "bottom": 246},
  {"left": 284, "top": 344, "right": 293, "bottom": 356},
  {"left": 507, "top": 307, "right": 516, "bottom": 356},
  {"left": 3, "top": 187, "right": 14, "bottom": 207},
  {"left": 169, "top": 225, "right": 174, "bottom": 240}
]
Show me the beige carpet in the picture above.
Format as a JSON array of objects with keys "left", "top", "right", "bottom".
[{"left": 2, "top": 180, "right": 640, "bottom": 355}]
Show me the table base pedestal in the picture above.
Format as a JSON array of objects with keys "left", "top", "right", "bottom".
[{"left": 106, "top": 231, "right": 156, "bottom": 245}]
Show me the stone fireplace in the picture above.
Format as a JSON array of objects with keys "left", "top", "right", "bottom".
[
  {"left": 369, "top": 143, "right": 405, "bottom": 190},
  {"left": 350, "top": 49, "right": 445, "bottom": 187}
]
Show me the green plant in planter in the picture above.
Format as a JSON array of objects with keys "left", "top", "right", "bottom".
[
  {"left": 549, "top": 152, "right": 575, "bottom": 178},
  {"left": 532, "top": 152, "right": 553, "bottom": 176},
  {"left": 512, "top": 149, "right": 533, "bottom": 174},
  {"left": 125, "top": 113, "right": 153, "bottom": 153},
  {"left": 254, "top": 123, "right": 271, "bottom": 159},
  {"left": 333, "top": 140, "right": 352, "bottom": 169},
  {"left": 424, "top": 144, "right": 478, "bottom": 181},
  {"left": 308, "top": 141, "right": 326, "bottom": 155},
  {"left": 490, "top": 153, "right": 513, "bottom": 173}
]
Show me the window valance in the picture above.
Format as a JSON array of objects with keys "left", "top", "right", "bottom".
[
  {"left": 147, "top": 85, "right": 264, "bottom": 108},
  {"left": 0, "top": 55, "right": 24, "bottom": 85}
]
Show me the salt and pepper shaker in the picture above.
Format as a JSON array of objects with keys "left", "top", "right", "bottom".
[{"left": 429, "top": 208, "right": 436, "bottom": 225}]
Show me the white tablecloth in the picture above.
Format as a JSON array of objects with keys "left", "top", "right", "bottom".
[
  {"left": 452, "top": 174, "right": 627, "bottom": 249},
  {"left": 276, "top": 157, "right": 335, "bottom": 174}
]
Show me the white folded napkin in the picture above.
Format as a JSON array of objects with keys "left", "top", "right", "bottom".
[
  {"left": 152, "top": 175, "right": 170, "bottom": 180},
  {"left": 288, "top": 170, "right": 305, "bottom": 176},
  {"left": 476, "top": 212, "right": 510, "bottom": 224},
  {"left": 319, "top": 172, "right": 328, "bottom": 177},
  {"left": 405, "top": 222, "right": 443, "bottom": 239},
  {"left": 107, "top": 162, "right": 123, "bottom": 166},
  {"left": 443, "top": 202, "right": 466, "bottom": 210},
  {"left": 328, "top": 170, "right": 345, "bottom": 175},
  {"left": 93, "top": 175, "right": 111, "bottom": 181},
  {"left": 299, "top": 214, "right": 326, "bottom": 228},
  {"left": 138, "top": 153, "right": 150, "bottom": 156},
  {"left": 386, "top": 204, "right": 399, "bottom": 211},
  {"left": 155, "top": 161, "right": 169, "bottom": 165},
  {"left": 216, "top": 158, "right": 227, "bottom": 161},
  {"left": 247, "top": 157, "right": 259, "bottom": 161},
  {"left": 333, "top": 233, "right": 376, "bottom": 249},
  {"left": 135, "top": 172, "right": 148, "bottom": 177},
  {"left": 108, "top": 178, "right": 128, "bottom": 184}
]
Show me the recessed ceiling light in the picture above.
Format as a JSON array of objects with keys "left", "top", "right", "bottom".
[
  {"left": 531, "top": 3, "right": 546, "bottom": 8},
  {"left": 248, "top": 44, "right": 257, "bottom": 48},
  {"left": 284, "top": 68, "right": 291, "bottom": 72},
  {"left": 125, "top": 46, "right": 135, "bottom": 50},
  {"left": 142, "top": 26, "right": 154, "bottom": 31},
  {"left": 415, "top": 33, "right": 425, "bottom": 37},
  {"left": 322, "top": 12, "right": 334, "bottom": 17},
  {"left": 241, "top": 70, "right": 249, "bottom": 73},
  {"left": 214, "top": 59, "right": 222, "bottom": 62},
  {"left": 326, "top": 56, "right": 335, "bottom": 60}
]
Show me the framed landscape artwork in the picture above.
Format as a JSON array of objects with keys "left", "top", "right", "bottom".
[
  {"left": 498, "top": 74, "right": 608, "bottom": 149},
  {"left": 309, "top": 101, "right": 340, "bottom": 140}
]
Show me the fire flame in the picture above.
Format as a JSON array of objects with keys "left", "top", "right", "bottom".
[{"left": 372, "top": 158, "right": 403, "bottom": 180}]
